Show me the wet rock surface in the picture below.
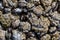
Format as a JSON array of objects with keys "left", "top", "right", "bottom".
[{"left": 0, "top": 0, "right": 60, "bottom": 40}]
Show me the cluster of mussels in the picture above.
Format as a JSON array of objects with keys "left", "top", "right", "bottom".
[{"left": 0, "top": 0, "right": 60, "bottom": 40}]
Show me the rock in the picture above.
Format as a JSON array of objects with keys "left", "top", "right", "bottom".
[
  {"left": 52, "top": 2, "right": 58, "bottom": 12},
  {"left": 3, "top": 0, "right": 18, "bottom": 7},
  {"left": 41, "top": 34, "right": 51, "bottom": 40},
  {"left": 2, "top": 13, "right": 11, "bottom": 27},
  {"left": 39, "top": 16, "right": 50, "bottom": 32},
  {"left": 41, "top": 0, "right": 52, "bottom": 6},
  {"left": 4, "top": 8, "right": 11, "bottom": 13},
  {"left": 0, "top": 11, "right": 11, "bottom": 27},
  {"left": 27, "top": 37, "right": 37, "bottom": 40},
  {"left": 12, "top": 30, "right": 20, "bottom": 40},
  {"left": 19, "top": 2, "right": 27, "bottom": 7},
  {"left": 20, "top": 22, "right": 31, "bottom": 32},
  {"left": 39, "top": 16, "right": 50, "bottom": 27},
  {"left": 48, "top": 16, "right": 59, "bottom": 26},
  {"left": 3, "top": 0, "right": 9, "bottom": 7},
  {"left": 0, "top": 2, "right": 4, "bottom": 10},
  {"left": 19, "top": 0, "right": 26, "bottom": 2},
  {"left": 28, "top": 12, "right": 37, "bottom": 19},
  {"left": 5, "top": 31, "right": 11, "bottom": 40},
  {"left": 29, "top": 0, "right": 40, "bottom": 5},
  {"left": 12, "top": 19, "right": 20, "bottom": 28},
  {"left": 0, "top": 12, "right": 19, "bottom": 28},
  {"left": 3, "top": 13, "right": 11, "bottom": 19},
  {"left": 52, "top": 31, "right": 60, "bottom": 40},
  {"left": 27, "top": 3, "right": 34, "bottom": 8},
  {"left": 58, "top": 6, "right": 60, "bottom": 13},
  {"left": 13, "top": 8, "right": 22, "bottom": 15},
  {"left": 58, "top": 37, "right": 60, "bottom": 40},
  {"left": 28, "top": 12, "right": 39, "bottom": 25},
  {"left": 31, "top": 18, "right": 39, "bottom": 26},
  {"left": 10, "top": 14, "right": 20, "bottom": 21},
  {"left": 0, "top": 24, "right": 2, "bottom": 29},
  {"left": 52, "top": 37, "right": 58, "bottom": 40},
  {"left": 0, "top": 29, "right": 5, "bottom": 40},
  {"left": 20, "top": 32, "right": 26, "bottom": 40},
  {"left": 58, "top": 0, "right": 60, "bottom": 1},
  {"left": 12, "top": 30, "right": 26, "bottom": 40},
  {"left": 50, "top": 11, "right": 60, "bottom": 20},
  {"left": 57, "top": 24, "right": 60, "bottom": 31},
  {"left": 49, "top": 27, "right": 56, "bottom": 33},
  {"left": 32, "top": 5, "right": 44, "bottom": 16},
  {"left": 7, "top": 0, "right": 18, "bottom": 7},
  {"left": 30, "top": 0, "right": 40, "bottom": 2},
  {"left": 23, "top": 8, "right": 28, "bottom": 13},
  {"left": 32, "top": 25, "right": 44, "bottom": 32},
  {"left": 27, "top": 32, "right": 35, "bottom": 37},
  {"left": 45, "top": 6, "right": 52, "bottom": 13}
]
